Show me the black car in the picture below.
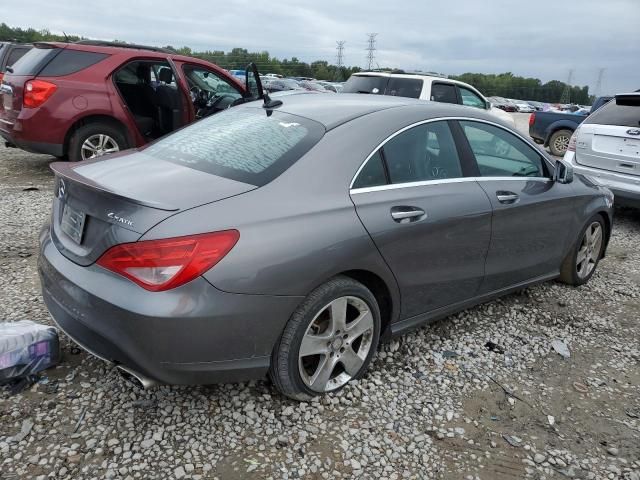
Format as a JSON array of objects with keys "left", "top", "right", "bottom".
[{"left": 0, "top": 42, "right": 32, "bottom": 82}]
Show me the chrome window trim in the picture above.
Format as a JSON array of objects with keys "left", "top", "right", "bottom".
[
  {"left": 351, "top": 176, "right": 551, "bottom": 195},
  {"left": 349, "top": 116, "right": 554, "bottom": 190}
]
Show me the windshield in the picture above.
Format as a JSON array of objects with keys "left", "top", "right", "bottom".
[{"left": 143, "top": 108, "right": 325, "bottom": 186}]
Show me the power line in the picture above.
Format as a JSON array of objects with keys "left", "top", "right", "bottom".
[
  {"left": 366, "top": 33, "right": 378, "bottom": 70},
  {"left": 559, "top": 69, "right": 574, "bottom": 104}
]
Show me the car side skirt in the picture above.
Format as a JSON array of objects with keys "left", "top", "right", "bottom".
[{"left": 390, "top": 271, "right": 559, "bottom": 336}]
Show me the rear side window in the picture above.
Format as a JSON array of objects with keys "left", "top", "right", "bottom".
[
  {"left": 352, "top": 151, "right": 387, "bottom": 189},
  {"left": 9, "top": 47, "right": 59, "bottom": 76},
  {"left": 342, "top": 75, "right": 388, "bottom": 95},
  {"left": 386, "top": 78, "right": 423, "bottom": 99},
  {"left": 39, "top": 49, "right": 108, "bottom": 76},
  {"left": 431, "top": 83, "right": 458, "bottom": 104},
  {"left": 585, "top": 100, "right": 640, "bottom": 128},
  {"left": 143, "top": 108, "right": 325, "bottom": 186}
]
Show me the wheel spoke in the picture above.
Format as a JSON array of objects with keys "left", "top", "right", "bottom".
[
  {"left": 300, "top": 334, "right": 330, "bottom": 357},
  {"left": 340, "top": 347, "right": 364, "bottom": 376},
  {"left": 585, "top": 226, "right": 593, "bottom": 244},
  {"left": 346, "top": 310, "right": 373, "bottom": 340},
  {"left": 309, "top": 355, "right": 338, "bottom": 390},
  {"left": 329, "top": 297, "right": 348, "bottom": 333},
  {"left": 576, "top": 246, "right": 588, "bottom": 266},
  {"left": 590, "top": 227, "right": 602, "bottom": 250},
  {"left": 102, "top": 147, "right": 119, "bottom": 154}
]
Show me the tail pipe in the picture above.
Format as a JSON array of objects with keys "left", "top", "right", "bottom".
[{"left": 116, "top": 365, "right": 158, "bottom": 389}]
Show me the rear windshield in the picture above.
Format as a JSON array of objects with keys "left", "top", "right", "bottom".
[
  {"left": 585, "top": 99, "right": 640, "bottom": 128},
  {"left": 343, "top": 75, "right": 388, "bottom": 95},
  {"left": 143, "top": 108, "right": 325, "bottom": 186},
  {"left": 343, "top": 75, "right": 423, "bottom": 99},
  {"left": 9, "top": 46, "right": 59, "bottom": 76}
]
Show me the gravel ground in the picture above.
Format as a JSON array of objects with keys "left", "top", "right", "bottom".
[{"left": 1, "top": 119, "right": 639, "bottom": 480}]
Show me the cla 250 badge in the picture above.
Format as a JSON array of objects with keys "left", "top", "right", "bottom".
[{"left": 107, "top": 212, "right": 134, "bottom": 227}]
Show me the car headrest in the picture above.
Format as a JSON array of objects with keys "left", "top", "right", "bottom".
[{"left": 158, "top": 68, "right": 173, "bottom": 84}]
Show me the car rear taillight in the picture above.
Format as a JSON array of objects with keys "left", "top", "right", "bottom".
[
  {"left": 529, "top": 112, "right": 535, "bottom": 126},
  {"left": 0, "top": 72, "right": 4, "bottom": 83},
  {"left": 96, "top": 230, "right": 239, "bottom": 292},
  {"left": 23, "top": 80, "right": 57, "bottom": 108},
  {"left": 567, "top": 129, "right": 579, "bottom": 152}
]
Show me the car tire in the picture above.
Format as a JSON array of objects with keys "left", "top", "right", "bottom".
[
  {"left": 270, "top": 276, "right": 381, "bottom": 401},
  {"left": 68, "top": 122, "right": 128, "bottom": 162},
  {"left": 559, "top": 214, "right": 606, "bottom": 286},
  {"left": 548, "top": 129, "right": 572, "bottom": 157}
]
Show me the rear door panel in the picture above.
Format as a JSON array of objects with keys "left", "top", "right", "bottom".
[{"left": 352, "top": 182, "right": 492, "bottom": 318}]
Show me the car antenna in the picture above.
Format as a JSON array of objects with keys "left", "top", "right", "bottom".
[
  {"left": 263, "top": 92, "right": 283, "bottom": 109},
  {"left": 63, "top": 32, "right": 70, "bottom": 42}
]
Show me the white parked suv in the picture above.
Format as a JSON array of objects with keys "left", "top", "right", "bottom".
[
  {"left": 564, "top": 93, "right": 640, "bottom": 207},
  {"left": 342, "top": 72, "right": 515, "bottom": 127}
]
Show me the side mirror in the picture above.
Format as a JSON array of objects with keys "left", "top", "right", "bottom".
[
  {"left": 485, "top": 100, "right": 492, "bottom": 110},
  {"left": 244, "top": 62, "right": 264, "bottom": 100},
  {"left": 554, "top": 160, "right": 574, "bottom": 184}
]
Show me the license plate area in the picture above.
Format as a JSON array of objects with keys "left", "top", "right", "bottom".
[{"left": 61, "top": 204, "right": 86, "bottom": 244}]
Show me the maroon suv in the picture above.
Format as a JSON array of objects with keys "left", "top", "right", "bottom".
[{"left": 0, "top": 41, "right": 261, "bottom": 161}]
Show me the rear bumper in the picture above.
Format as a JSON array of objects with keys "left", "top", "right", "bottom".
[
  {"left": 566, "top": 151, "right": 640, "bottom": 207},
  {"left": 0, "top": 124, "right": 64, "bottom": 157},
  {"left": 38, "top": 228, "right": 302, "bottom": 385}
]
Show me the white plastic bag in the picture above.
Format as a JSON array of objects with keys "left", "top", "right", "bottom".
[{"left": 0, "top": 320, "right": 60, "bottom": 383}]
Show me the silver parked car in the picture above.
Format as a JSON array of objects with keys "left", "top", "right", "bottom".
[
  {"left": 39, "top": 94, "right": 613, "bottom": 400},
  {"left": 565, "top": 93, "right": 640, "bottom": 207}
]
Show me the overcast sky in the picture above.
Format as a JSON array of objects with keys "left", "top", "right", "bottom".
[{"left": 4, "top": 0, "right": 638, "bottom": 94}]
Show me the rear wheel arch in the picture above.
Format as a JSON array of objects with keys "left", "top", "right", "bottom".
[
  {"left": 598, "top": 210, "right": 612, "bottom": 252},
  {"left": 63, "top": 114, "right": 132, "bottom": 157},
  {"left": 339, "top": 269, "right": 395, "bottom": 341}
]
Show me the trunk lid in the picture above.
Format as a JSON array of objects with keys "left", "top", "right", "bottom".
[
  {"left": 576, "top": 124, "right": 640, "bottom": 176},
  {"left": 0, "top": 44, "right": 61, "bottom": 129},
  {"left": 0, "top": 74, "right": 28, "bottom": 127},
  {"left": 50, "top": 150, "right": 257, "bottom": 266}
]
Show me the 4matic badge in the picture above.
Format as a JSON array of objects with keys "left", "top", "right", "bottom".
[{"left": 107, "top": 212, "right": 134, "bottom": 227}]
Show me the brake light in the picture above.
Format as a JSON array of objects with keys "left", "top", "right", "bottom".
[
  {"left": 96, "top": 230, "right": 239, "bottom": 292},
  {"left": 23, "top": 80, "right": 57, "bottom": 108},
  {"left": 529, "top": 112, "right": 535, "bottom": 126},
  {"left": 567, "top": 129, "right": 579, "bottom": 152},
  {"left": 0, "top": 72, "right": 4, "bottom": 83}
]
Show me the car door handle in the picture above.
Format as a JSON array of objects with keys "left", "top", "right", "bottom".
[
  {"left": 390, "top": 207, "right": 426, "bottom": 223},
  {"left": 496, "top": 191, "right": 519, "bottom": 204}
]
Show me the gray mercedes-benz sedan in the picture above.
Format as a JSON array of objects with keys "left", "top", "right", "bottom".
[{"left": 39, "top": 93, "right": 614, "bottom": 400}]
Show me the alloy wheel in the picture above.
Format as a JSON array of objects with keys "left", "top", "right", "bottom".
[
  {"left": 81, "top": 134, "right": 120, "bottom": 160},
  {"left": 298, "top": 296, "right": 374, "bottom": 393},
  {"left": 576, "top": 222, "right": 603, "bottom": 279},
  {"left": 553, "top": 134, "right": 570, "bottom": 154}
]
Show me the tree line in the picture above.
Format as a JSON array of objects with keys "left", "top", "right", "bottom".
[{"left": 1, "top": 23, "right": 591, "bottom": 103}]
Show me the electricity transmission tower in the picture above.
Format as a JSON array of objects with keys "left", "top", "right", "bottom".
[
  {"left": 366, "top": 33, "right": 378, "bottom": 70},
  {"left": 559, "top": 69, "right": 574, "bottom": 104},
  {"left": 335, "top": 41, "right": 345, "bottom": 81},
  {"left": 594, "top": 68, "right": 605, "bottom": 97}
]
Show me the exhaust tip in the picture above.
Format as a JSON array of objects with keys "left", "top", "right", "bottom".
[{"left": 116, "top": 365, "right": 157, "bottom": 389}]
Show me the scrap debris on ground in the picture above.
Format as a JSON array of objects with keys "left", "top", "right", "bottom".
[{"left": 0, "top": 124, "right": 638, "bottom": 480}]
